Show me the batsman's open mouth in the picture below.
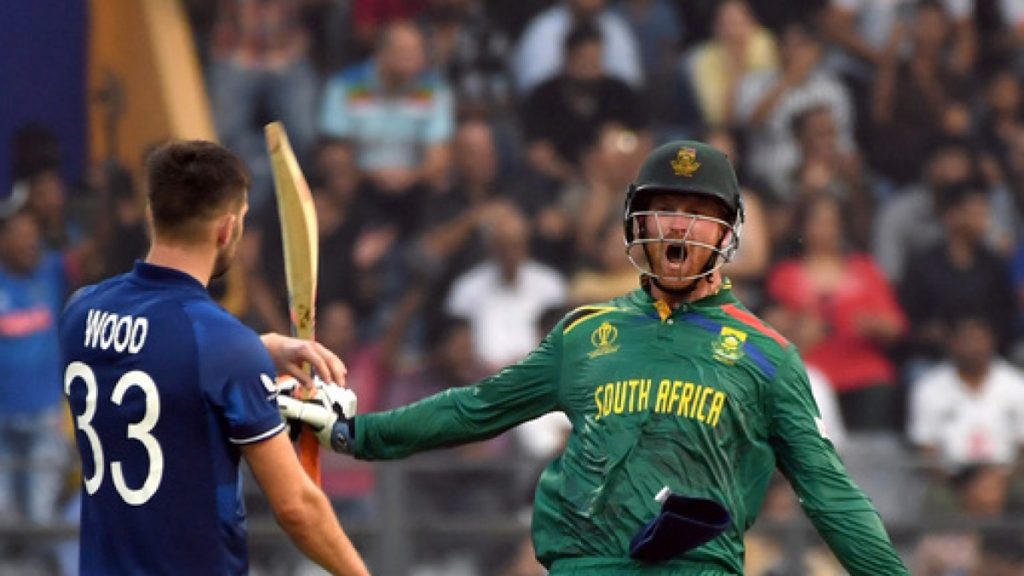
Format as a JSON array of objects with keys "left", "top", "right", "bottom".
[
  {"left": 660, "top": 243, "right": 688, "bottom": 276},
  {"left": 666, "top": 244, "right": 685, "bottom": 264}
]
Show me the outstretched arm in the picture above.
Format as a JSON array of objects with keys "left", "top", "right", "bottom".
[
  {"left": 281, "top": 324, "right": 566, "bottom": 460},
  {"left": 355, "top": 325, "right": 564, "bottom": 460},
  {"left": 769, "top": 351, "right": 909, "bottom": 576}
]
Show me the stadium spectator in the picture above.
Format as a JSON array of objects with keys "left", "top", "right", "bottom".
[
  {"left": 867, "top": 0, "right": 973, "bottom": 187},
  {"left": 23, "top": 167, "right": 76, "bottom": 250},
  {"left": 912, "top": 465, "right": 1015, "bottom": 576},
  {"left": 900, "top": 180, "right": 1017, "bottom": 363},
  {"left": 206, "top": 0, "right": 318, "bottom": 210},
  {"left": 412, "top": 120, "right": 524, "bottom": 309},
  {"left": 681, "top": 0, "right": 778, "bottom": 129},
  {"left": 612, "top": 0, "right": 683, "bottom": 126},
  {"left": 873, "top": 138, "right": 970, "bottom": 282},
  {"left": 908, "top": 316, "right": 1024, "bottom": 473},
  {"left": 978, "top": 0, "right": 1024, "bottom": 73},
  {"left": 315, "top": 300, "right": 390, "bottom": 518},
  {"left": 977, "top": 89, "right": 1024, "bottom": 256},
  {"left": 823, "top": 0, "right": 974, "bottom": 141},
  {"left": 385, "top": 313, "right": 515, "bottom": 508},
  {"left": 418, "top": 0, "right": 514, "bottom": 118},
  {"left": 0, "top": 199, "right": 74, "bottom": 568},
  {"left": 521, "top": 23, "right": 648, "bottom": 187},
  {"left": 320, "top": 20, "right": 453, "bottom": 234},
  {"left": 444, "top": 205, "right": 567, "bottom": 372},
  {"left": 613, "top": 0, "right": 682, "bottom": 82},
  {"left": 976, "top": 69, "right": 1024, "bottom": 171},
  {"left": 786, "top": 104, "right": 874, "bottom": 249},
  {"left": 734, "top": 17, "right": 854, "bottom": 200},
  {"left": 562, "top": 124, "right": 651, "bottom": 269},
  {"left": 766, "top": 194, "right": 906, "bottom": 431},
  {"left": 513, "top": 0, "right": 643, "bottom": 95}
]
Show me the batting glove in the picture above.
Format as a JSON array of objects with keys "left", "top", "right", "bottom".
[{"left": 276, "top": 376, "right": 357, "bottom": 453}]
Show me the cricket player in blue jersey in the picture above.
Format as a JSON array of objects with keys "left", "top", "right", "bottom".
[{"left": 59, "top": 140, "right": 368, "bottom": 575}]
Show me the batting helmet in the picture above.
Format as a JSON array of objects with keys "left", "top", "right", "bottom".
[{"left": 623, "top": 140, "right": 744, "bottom": 283}]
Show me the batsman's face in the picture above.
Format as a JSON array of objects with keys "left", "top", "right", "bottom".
[{"left": 637, "top": 193, "right": 729, "bottom": 291}]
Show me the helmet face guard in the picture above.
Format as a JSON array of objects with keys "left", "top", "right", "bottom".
[{"left": 624, "top": 208, "right": 742, "bottom": 283}]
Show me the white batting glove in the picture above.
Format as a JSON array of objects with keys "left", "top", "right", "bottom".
[{"left": 276, "top": 377, "right": 357, "bottom": 452}]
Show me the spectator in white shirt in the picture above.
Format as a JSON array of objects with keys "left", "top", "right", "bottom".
[
  {"left": 909, "top": 315, "right": 1024, "bottom": 472},
  {"left": 444, "top": 205, "right": 568, "bottom": 371}
]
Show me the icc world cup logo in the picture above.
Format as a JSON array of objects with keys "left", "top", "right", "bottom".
[{"left": 589, "top": 321, "right": 620, "bottom": 358}]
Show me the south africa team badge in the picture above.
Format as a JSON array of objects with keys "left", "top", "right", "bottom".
[
  {"left": 670, "top": 146, "right": 701, "bottom": 177},
  {"left": 712, "top": 327, "right": 747, "bottom": 364}
]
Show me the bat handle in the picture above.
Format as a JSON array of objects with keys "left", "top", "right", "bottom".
[
  {"left": 296, "top": 362, "right": 321, "bottom": 485},
  {"left": 299, "top": 429, "right": 322, "bottom": 485}
]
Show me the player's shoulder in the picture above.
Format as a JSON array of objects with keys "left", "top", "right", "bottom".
[
  {"left": 182, "top": 300, "right": 272, "bottom": 374},
  {"left": 63, "top": 283, "right": 100, "bottom": 316},
  {"left": 331, "top": 61, "right": 373, "bottom": 88},
  {"left": 560, "top": 295, "right": 639, "bottom": 337},
  {"left": 412, "top": 66, "right": 447, "bottom": 91},
  {"left": 61, "top": 272, "right": 132, "bottom": 316},
  {"left": 182, "top": 299, "right": 260, "bottom": 349},
  {"left": 713, "top": 300, "right": 793, "bottom": 359}
]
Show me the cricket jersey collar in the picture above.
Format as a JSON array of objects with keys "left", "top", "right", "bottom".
[
  {"left": 628, "top": 278, "right": 739, "bottom": 316},
  {"left": 132, "top": 261, "right": 209, "bottom": 293}
]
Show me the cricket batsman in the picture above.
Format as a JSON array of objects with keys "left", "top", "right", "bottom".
[{"left": 282, "top": 141, "right": 910, "bottom": 574}]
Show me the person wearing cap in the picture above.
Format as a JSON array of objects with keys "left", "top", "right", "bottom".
[{"left": 283, "top": 141, "right": 908, "bottom": 574}]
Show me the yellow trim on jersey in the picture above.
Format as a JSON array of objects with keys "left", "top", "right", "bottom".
[{"left": 563, "top": 306, "right": 621, "bottom": 335}]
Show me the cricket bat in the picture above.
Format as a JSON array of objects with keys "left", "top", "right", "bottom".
[{"left": 265, "top": 122, "right": 321, "bottom": 484}]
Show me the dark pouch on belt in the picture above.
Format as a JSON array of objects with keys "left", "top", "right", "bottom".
[{"left": 629, "top": 494, "right": 731, "bottom": 563}]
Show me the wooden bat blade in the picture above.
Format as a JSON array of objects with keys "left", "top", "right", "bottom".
[
  {"left": 265, "top": 121, "right": 321, "bottom": 484},
  {"left": 265, "top": 122, "right": 318, "bottom": 341}
]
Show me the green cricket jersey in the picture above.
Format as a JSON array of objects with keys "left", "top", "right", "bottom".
[{"left": 354, "top": 283, "right": 909, "bottom": 575}]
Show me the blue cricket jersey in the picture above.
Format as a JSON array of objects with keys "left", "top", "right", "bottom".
[
  {"left": 59, "top": 262, "right": 285, "bottom": 575},
  {"left": 0, "top": 250, "right": 67, "bottom": 416}
]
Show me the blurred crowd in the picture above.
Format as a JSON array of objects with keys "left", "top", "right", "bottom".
[{"left": 5, "top": 0, "right": 1024, "bottom": 574}]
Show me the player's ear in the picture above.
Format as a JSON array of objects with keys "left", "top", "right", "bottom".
[{"left": 215, "top": 213, "right": 237, "bottom": 248}]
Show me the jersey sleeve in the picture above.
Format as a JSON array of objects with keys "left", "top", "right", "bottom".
[
  {"left": 195, "top": 314, "right": 284, "bottom": 445},
  {"left": 769, "top": 350, "right": 909, "bottom": 576},
  {"left": 355, "top": 323, "right": 564, "bottom": 460}
]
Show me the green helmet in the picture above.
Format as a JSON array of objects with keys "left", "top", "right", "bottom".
[{"left": 623, "top": 140, "right": 745, "bottom": 283}]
